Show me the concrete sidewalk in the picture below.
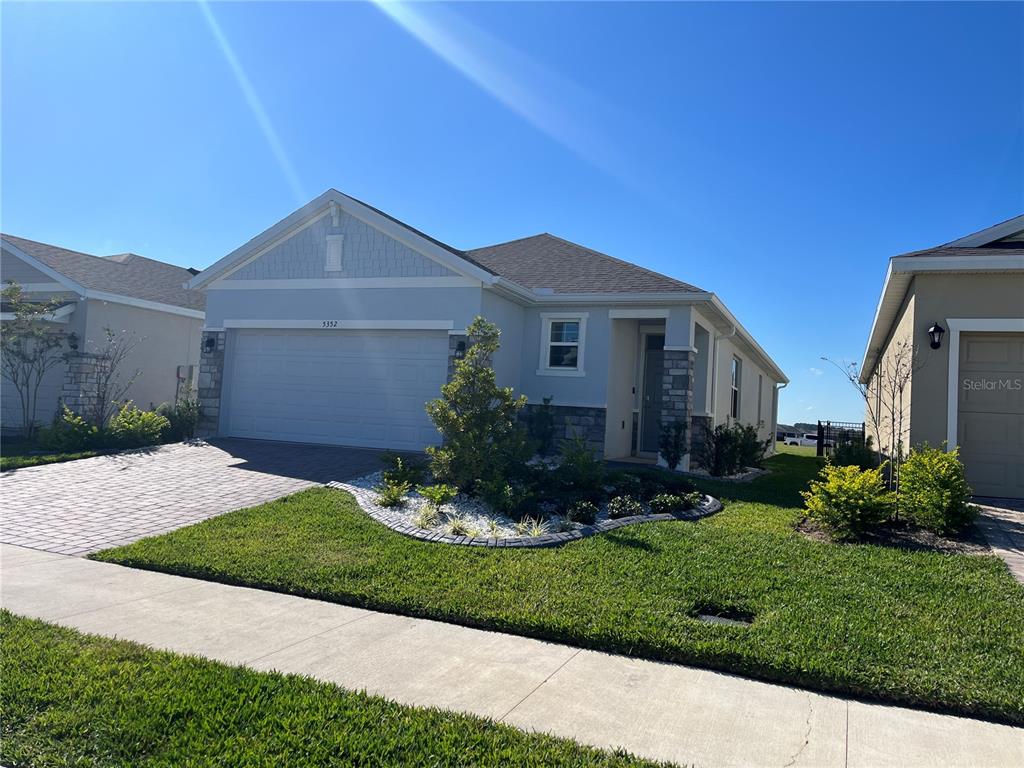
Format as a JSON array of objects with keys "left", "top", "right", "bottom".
[{"left": 2, "top": 543, "right": 1020, "bottom": 768}]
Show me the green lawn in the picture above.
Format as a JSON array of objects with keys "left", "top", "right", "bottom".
[
  {"left": 94, "top": 453, "right": 1024, "bottom": 725},
  {"left": 774, "top": 442, "right": 818, "bottom": 457},
  {"left": 0, "top": 612, "right": 658, "bottom": 767},
  {"left": 0, "top": 447, "right": 100, "bottom": 472}
]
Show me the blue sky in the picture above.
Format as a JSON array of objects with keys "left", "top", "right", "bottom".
[{"left": 2, "top": 2, "right": 1021, "bottom": 424}]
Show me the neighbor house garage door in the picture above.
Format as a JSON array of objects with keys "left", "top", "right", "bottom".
[
  {"left": 224, "top": 328, "right": 448, "bottom": 451},
  {"left": 957, "top": 332, "right": 1024, "bottom": 498}
]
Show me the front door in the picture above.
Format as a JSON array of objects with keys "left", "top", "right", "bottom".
[{"left": 640, "top": 334, "right": 665, "bottom": 453}]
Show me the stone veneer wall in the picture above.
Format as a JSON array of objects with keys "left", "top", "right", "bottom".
[
  {"left": 197, "top": 330, "right": 226, "bottom": 437},
  {"left": 61, "top": 352, "right": 108, "bottom": 419},
  {"left": 660, "top": 349, "right": 695, "bottom": 459},
  {"left": 690, "top": 414, "right": 713, "bottom": 467},
  {"left": 519, "top": 403, "right": 607, "bottom": 456}
]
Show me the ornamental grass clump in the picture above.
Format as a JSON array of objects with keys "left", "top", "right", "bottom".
[
  {"left": 900, "top": 444, "right": 977, "bottom": 535},
  {"left": 801, "top": 463, "right": 894, "bottom": 541}
]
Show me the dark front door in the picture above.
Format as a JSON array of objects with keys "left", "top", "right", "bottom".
[{"left": 640, "top": 334, "right": 665, "bottom": 453}]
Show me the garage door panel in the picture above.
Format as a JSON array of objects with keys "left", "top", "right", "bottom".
[
  {"left": 225, "top": 329, "right": 446, "bottom": 451},
  {"left": 958, "top": 332, "right": 1024, "bottom": 498}
]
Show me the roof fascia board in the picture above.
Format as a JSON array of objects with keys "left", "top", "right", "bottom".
[
  {"left": 860, "top": 251, "right": 1024, "bottom": 379},
  {"left": 84, "top": 289, "right": 205, "bottom": 320},
  {"left": 945, "top": 215, "right": 1024, "bottom": 247},
  {"left": 190, "top": 190, "right": 496, "bottom": 289},
  {"left": 1, "top": 238, "right": 86, "bottom": 295}
]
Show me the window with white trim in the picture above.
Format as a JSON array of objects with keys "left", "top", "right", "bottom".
[
  {"left": 538, "top": 314, "right": 587, "bottom": 376},
  {"left": 325, "top": 235, "right": 344, "bottom": 272},
  {"left": 730, "top": 357, "right": 742, "bottom": 419}
]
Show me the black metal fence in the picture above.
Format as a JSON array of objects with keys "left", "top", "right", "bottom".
[{"left": 816, "top": 420, "right": 866, "bottom": 457}]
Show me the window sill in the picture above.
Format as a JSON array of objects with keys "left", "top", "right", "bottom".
[{"left": 536, "top": 368, "right": 586, "bottom": 378}]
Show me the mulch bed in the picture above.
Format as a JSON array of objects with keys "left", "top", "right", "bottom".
[{"left": 796, "top": 517, "right": 991, "bottom": 555}]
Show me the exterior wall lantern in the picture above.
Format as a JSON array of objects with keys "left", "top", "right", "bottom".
[
  {"left": 927, "top": 322, "right": 945, "bottom": 350},
  {"left": 67, "top": 332, "right": 79, "bottom": 351},
  {"left": 454, "top": 340, "right": 467, "bottom": 359},
  {"left": 204, "top": 335, "right": 216, "bottom": 353}
]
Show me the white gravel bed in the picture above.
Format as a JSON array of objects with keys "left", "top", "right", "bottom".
[{"left": 333, "top": 471, "right": 713, "bottom": 539}]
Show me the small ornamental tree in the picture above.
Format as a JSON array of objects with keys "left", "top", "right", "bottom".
[
  {"left": 0, "top": 282, "right": 75, "bottom": 439},
  {"left": 425, "top": 316, "right": 530, "bottom": 494}
]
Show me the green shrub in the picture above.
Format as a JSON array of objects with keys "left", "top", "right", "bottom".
[
  {"left": 108, "top": 403, "right": 170, "bottom": 448},
  {"left": 555, "top": 436, "right": 605, "bottom": 503},
  {"left": 649, "top": 493, "right": 687, "bottom": 514},
  {"left": 900, "top": 445, "right": 977, "bottom": 535},
  {"left": 697, "top": 423, "right": 766, "bottom": 476},
  {"left": 683, "top": 491, "right": 704, "bottom": 509},
  {"left": 37, "top": 405, "right": 100, "bottom": 452},
  {"left": 831, "top": 436, "right": 879, "bottom": 470},
  {"left": 658, "top": 421, "right": 687, "bottom": 471},
  {"left": 527, "top": 396, "right": 557, "bottom": 456},
  {"left": 566, "top": 499, "right": 598, "bottom": 525},
  {"left": 417, "top": 484, "right": 458, "bottom": 512},
  {"left": 607, "top": 472, "right": 643, "bottom": 500},
  {"left": 478, "top": 478, "right": 537, "bottom": 518},
  {"left": 425, "top": 317, "right": 531, "bottom": 494},
  {"left": 381, "top": 453, "right": 428, "bottom": 487},
  {"left": 607, "top": 495, "right": 643, "bottom": 519},
  {"left": 801, "top": 463, "right": 894, "bottom": 540},
  {"left": 376, "top": 478, "right": 411, "bottom": 508},
  {"left": 156, "top": 389, "right": 200, "bottom": 441}
]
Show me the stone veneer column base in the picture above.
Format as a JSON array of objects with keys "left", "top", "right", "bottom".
[
  {"left": 519, "top": 403, "right": 607, "bottom": 456},
  {"left": 660, "top": 349, "right": 695, "bottom": 465},
  {"left": 197, "top": 330, "right": 226, "bottom": 437},
  {"left": 60, "top": 352, "right": 108, "bottom": 420}
]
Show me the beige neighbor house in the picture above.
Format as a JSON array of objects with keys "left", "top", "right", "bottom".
[
  {"left": 1, "top": 235, "right": 205, "bottom": 433},
  {"left": 861, "top": 215, "right": 1024, "bottom": 499}
]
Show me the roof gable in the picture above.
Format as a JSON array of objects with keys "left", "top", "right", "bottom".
[{"left": 190, "top": 189, "right": 496, "bottom": 289}]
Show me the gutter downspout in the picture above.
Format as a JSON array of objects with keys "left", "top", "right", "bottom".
[
  {"left": 772, "top": 382, "right": 788, "bottom": 455},
  {"left": 709, "top": 324, "right": 737, "bottom": 425}
]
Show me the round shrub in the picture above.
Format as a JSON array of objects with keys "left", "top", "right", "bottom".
[
  {"left": 649, "top": 494, "right": 686, "bottom": 514},
  {"left": 566, "top": 499, "right": 598, "bottom": 525},
  {"left": 900, "top": 445, "right": 977, "bottom": 535},
  {"left": 801, "top": 463, "right": 894, "bottom": 541},
  {"left": 108, "top": 403, "right": 170, "bottom": 448},
  {"left": 607, "top": 495, "right": 643, "bottom": 520}
]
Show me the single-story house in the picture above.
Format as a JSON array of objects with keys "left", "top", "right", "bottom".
[
  {"left": 1, "top": 235, "right": 206, "bottom": 430},
  {"left": 861, "top": 214, "right": 1024, "bottom": 499},
  {"left": 189, "top": 189, "right": 787, "bottom": 470}
]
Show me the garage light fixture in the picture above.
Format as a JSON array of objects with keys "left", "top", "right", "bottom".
[
  {"left": 927, "top": 322, "right": 945, "bottom": 350},
  {"left": 454, "top": 340, "right": 467, "bottom": 359}
]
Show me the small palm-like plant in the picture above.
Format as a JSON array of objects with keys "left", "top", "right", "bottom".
[
  {"left": 417, "top": 484, "right": 458, "bottom": 512},
  {"left": 376, "top": 478, "right": 411, "bottom": 508}
]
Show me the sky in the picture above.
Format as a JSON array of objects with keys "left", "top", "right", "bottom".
[{"left": 2, "top": 1, "right": 1021, "bottom": 424}]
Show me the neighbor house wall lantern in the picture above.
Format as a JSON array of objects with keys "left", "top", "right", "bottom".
[
  {"left": 67, "top": 332, "right": 79, "bottom": 351},
  {"left": 204, "top": 336, "right": 216, "bottom": 353},
  {"left": 927, "top": 322, "right": 945, "bottom": 350},
  {"left": 454, "top": 340, "right": 467, "bottom": 359}
]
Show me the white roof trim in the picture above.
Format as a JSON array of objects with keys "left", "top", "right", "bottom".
[
  {"left": 860, "top": 250, "right": 1024, "bottom": 380},
  {"left": 0, "top": 302, "right": 76, "bottom": 324},
  {"left": 85, "top": 290, "right": 205, "bottom": 320},
  {"left": 188, "top": 189, "right": 498, "bottom": 289},
  {"left": 1, "top": 238, "right": 86, "bottom": 295},
  {"left": 945, "top": 214, "right": 1024, "bottom": 247}
]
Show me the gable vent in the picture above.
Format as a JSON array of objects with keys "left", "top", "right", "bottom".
[{"left": 326, "top": 235, "right": 344, "bottom": 272}]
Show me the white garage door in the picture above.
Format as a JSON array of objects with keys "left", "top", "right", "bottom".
[
  {"left": 225, "top": 328, "right": 448, "bottom": 451},
  {"left": 957, "top": 332, "right": 1024, "bottom": 499}
]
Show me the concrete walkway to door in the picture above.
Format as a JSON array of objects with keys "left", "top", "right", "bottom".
[
  {"left": 0, "top": 439, "right": 385, "bottom": 555},
  {"left": 2, "top": 544, "right": 1021, "bottom": 768}
]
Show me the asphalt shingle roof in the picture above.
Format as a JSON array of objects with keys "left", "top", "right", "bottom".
[
  {"left": 898, "top": 245, "right": 1024, "bottom": 259},
  {"left": 466, "top": 233, "right": 703, "bottom": 294},
  {"left": 2, "top": 235, "right": 204, "bottom": 312}
]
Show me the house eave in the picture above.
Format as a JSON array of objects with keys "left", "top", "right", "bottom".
[{"left": 859, "top": 251, "right": 1024, "bottom": 381}]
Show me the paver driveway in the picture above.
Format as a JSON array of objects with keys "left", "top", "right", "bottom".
[
  {"left": 0, "top": 439, "right": 386, "bottom": 556},
  {"left": 976, "top": 497, "right": 1024, "bottom": 585}
]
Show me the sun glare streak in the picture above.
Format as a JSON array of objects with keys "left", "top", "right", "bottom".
[
  {"left": 197, "top": 0, "right": 306, "bottom": 204},
  {"left": 373, "top": 1, "right": 639, "bottom": 191}
]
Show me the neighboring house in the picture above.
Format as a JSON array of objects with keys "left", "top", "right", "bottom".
[
  {"left": 861, "top": 215, "right": 1024, "bottom": 499},
  {"left": 188, "top": 189, "right": 787, "bottom": 470},
  {"left": 1, "top": 235, "right": 206, "bottom": 431}
]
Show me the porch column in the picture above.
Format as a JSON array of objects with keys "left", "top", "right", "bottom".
[{"left": 660, "top": 349, "right": 695, "bottom": 466}]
